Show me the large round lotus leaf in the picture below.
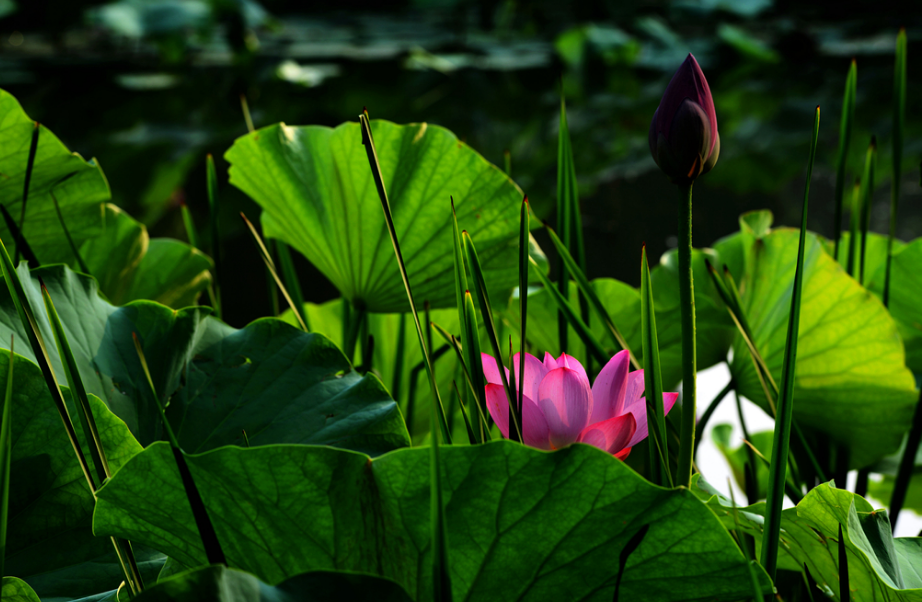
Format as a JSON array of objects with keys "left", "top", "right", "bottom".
[
  {"left": 0, "top": 90, "right": 108, "bottom": 266},
  {"left": 0, "top": 264, "right": 408, "bottom": 455},
  {"left": 80, "top": 204, "right": 213, "bottom": 309},
  {"left": 1, "top": 351, "right": 157, "bottom": 600},
  {"left": 225, "top": 119, "right": 546, "bottom": 313},
  {"left": 865, "top": 237, "right": 922, "bottom": 373},
  {"left": 95, "top": 440, "right": 771, "bottom": 601},
  {"left": 716, "top": 226, "right": 917, "bottom": 468}
]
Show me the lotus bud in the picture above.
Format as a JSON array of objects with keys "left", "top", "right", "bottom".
[{"left": 648, "top": 54, "right": 720, "bottom": 184}]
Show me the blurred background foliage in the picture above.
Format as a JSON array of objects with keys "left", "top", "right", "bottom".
[{"left": 0, "top": 0, "right": 918, "bottom": 327}]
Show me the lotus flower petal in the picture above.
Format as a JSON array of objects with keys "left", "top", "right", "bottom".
[
  {"left": 624, "top": 370, "right": 646, "bottom": 406},
  {"left": 537, "top": 367, "right": 592, "bottom": 449},
  {"left": 481, "top": 352, "right": 509, "bottom": 386},
  {"left": 542, "top": 351, "right": 558, "bottom": 372},
  {"left": 556, "top": 353, "right": 591, "bottom": 388},
  {"left": 513, "top": 352, "right": 548, "bottom": 406},
  {"left": 523, "top": 395, "right": 551, "bottom": 450},
  {"left": 578, "top": 412, "right": 636, "bottom": 455},
  {"left": 485, "top": 384, "right": 509, "bottom": 438},
  {"left": 485, "top": 383, "right": 550, "bottom": 450},
  {"left": 589, "top": 350, "right": 630, "bottom": 424},
  {"left": 625, "top": 392, "right": 680, "bottom": 448}
]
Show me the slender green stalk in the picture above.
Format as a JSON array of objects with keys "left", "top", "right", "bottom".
[
  {"left": 556, "top": 98, "right": 575, "bottom": 354},
  {"left": 517, "top": 198, "right": 528, "bottom": 443},
  {"left": 676, "top": 182, "right": 696, "bottom": 489},
  {"left": 743, "top": 440, "right": 804, "bottom": 505},
  {"left": 265, "top": 240, "right": 280, "bottom": 316},
  {"left": 694, "top": 378, "right": 734, "bottom": 456},
  {"left": 706, "top": 260, "right": 827, "bottom": 487},
  {"left": 430, "top": 364, "right": 452, "bottom": 602},
  {"left": 14, "top": 122, "right": 39, "bottom": 266},
  {"left": 132, "top": 333, "right": 226, "bottom": 566},
  {"left": 41, "top": 284, "right": 109, "bottom": 483},
  {"left": 450, "top": 380, "right": 478, "bottom": 445},
  {"left": 43, "top": 284, "right": 146, "bottom": 591},
  {"left": 241, "top": 429, "right": 250, "bottom": 448},
  {"left": 0, "top": 205, "right": 39, "bottom": 268},
  {"left": 640, "top": 245, "right": 672, "bottom": 487},
  {"left": 240, "top": 94, "right": 255, "bottom": 134},
  {"left": 727, "top": 479, "right": 766, "bottom": 602},
  {"left": 343, "top": 301, "right": 366, "bottom": 364},
  {"left": 432, "top": 322, "right": 489, "bottom": 442},
  {"left": 889, "top": 386, "right": 922, "bottom": 530},
  {"left": 180, "top": 201, "right": 198, "bottom": 249},
  {"left": 450, "top": 199, "right": 483, "bottom": 426},
  {"left": 735, "top": 391, "right": 758, "bottom": 506},
  {"left": 239, "top": 213, "right": 307, "bottom": 331},
  {"left": 528, "top": 256, "right": 608, "bottom": 365},
  {"left": 833, "top": 60, "right": 857, "bottom": 262},
  {"left": 846, "top": 178, "right": 861, "bottom": 278},
  {"left": 49, "top": 189, "right": 89, "bottom": 274},
  {"left": 544, "top": 224, "right": 639, "bottom": 369},
  {"left": 358, "top": 114, "right": 451, "bottom": 444},
  {"left": 858, "top": 138, "right": 877, "bottom": 286},
  {"left": 838, "top": 523, "right": 850, "bottom": 601},
  {"left": 359, "top": 114, "right": 453, "bottom": 600},
  {"left": 464, "top": 231, "right": 521, "bottom": 442},
  {"left": 206, "top": 154, "right": 222, "bottom": 319},
  {"left": 0, "top": 238, "right": 95, "bottom": 489},
  {"left": 462, "top": 291, "right": 487, "bottom": 441},
  {"left": 503, "top": 150, "right": 511, "bottom": 176},
  {"left": 392, "top": 313, "right": 407, "bottom": 402},
  {"left": 761, "top": 106, "right": 820, "bottom": 581},
  {"left": 884, "top": 29, "right": 907, "bottom": 307},
  {"left": 276, "top": 242, "right": 309, "bottom": 330},
  {"left": 802, "top": 564, "right": 818, "bottom": 602},
  {"left": 0, "top": 342, "right": 13, "bottom": 581}
]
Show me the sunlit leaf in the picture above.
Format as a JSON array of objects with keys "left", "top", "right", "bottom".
[
  {"left": 225, "top": 119, "right": 547, "bottom": 313},
  {"left": 0, "top": 90, "right": 107, "bottom": 265},
  {"left": 716, "top": 224, "right": 917, "bottom": 467},
  {"left": 80, "top": 204, "right": 212, "bottom": 309},
  {"left": 695, "top": 478, "right": 922, "bottom": 600}
]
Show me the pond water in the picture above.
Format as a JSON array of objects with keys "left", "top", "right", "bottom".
[{"left": 0, "top": 0, "right": 918, "bottom": 327}]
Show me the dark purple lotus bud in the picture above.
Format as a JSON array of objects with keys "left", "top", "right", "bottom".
[{"left": 649, "top": 54, "right": 720, "bottom": 184}]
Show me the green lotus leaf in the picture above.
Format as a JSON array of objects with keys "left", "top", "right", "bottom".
[
  {"left": 80, "top": 204, "right": 213, "bottom": 309},
  {"left": 1, "top": 578, "right": 42, "bottom": 602},
  {"left": 0, "top": 264, "right": 407, "bottom": 453},
  {"left": 225, "top": 119, "right": 546, "bottom": 313},
  {"left": 715, "top": 223, "right": 917, "bottom": 467},
  {"left": 1, "top": 351, "right": 153, "bottom": 600},
  {"left": 695, "top": 477, "right": 922, "bottom": 600},
  {"left": 95, "top": 440, "right": 771, "bottom": 601},
  {"left": 865, "top": 237, "right": 922, "bottom": 372},
  {"left": 0, "top": 89, "right": 107, "bottom": 265}
]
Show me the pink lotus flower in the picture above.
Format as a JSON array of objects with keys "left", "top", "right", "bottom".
[{"left": 483, "top": 350, "right": 678, "bottom": 459}]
